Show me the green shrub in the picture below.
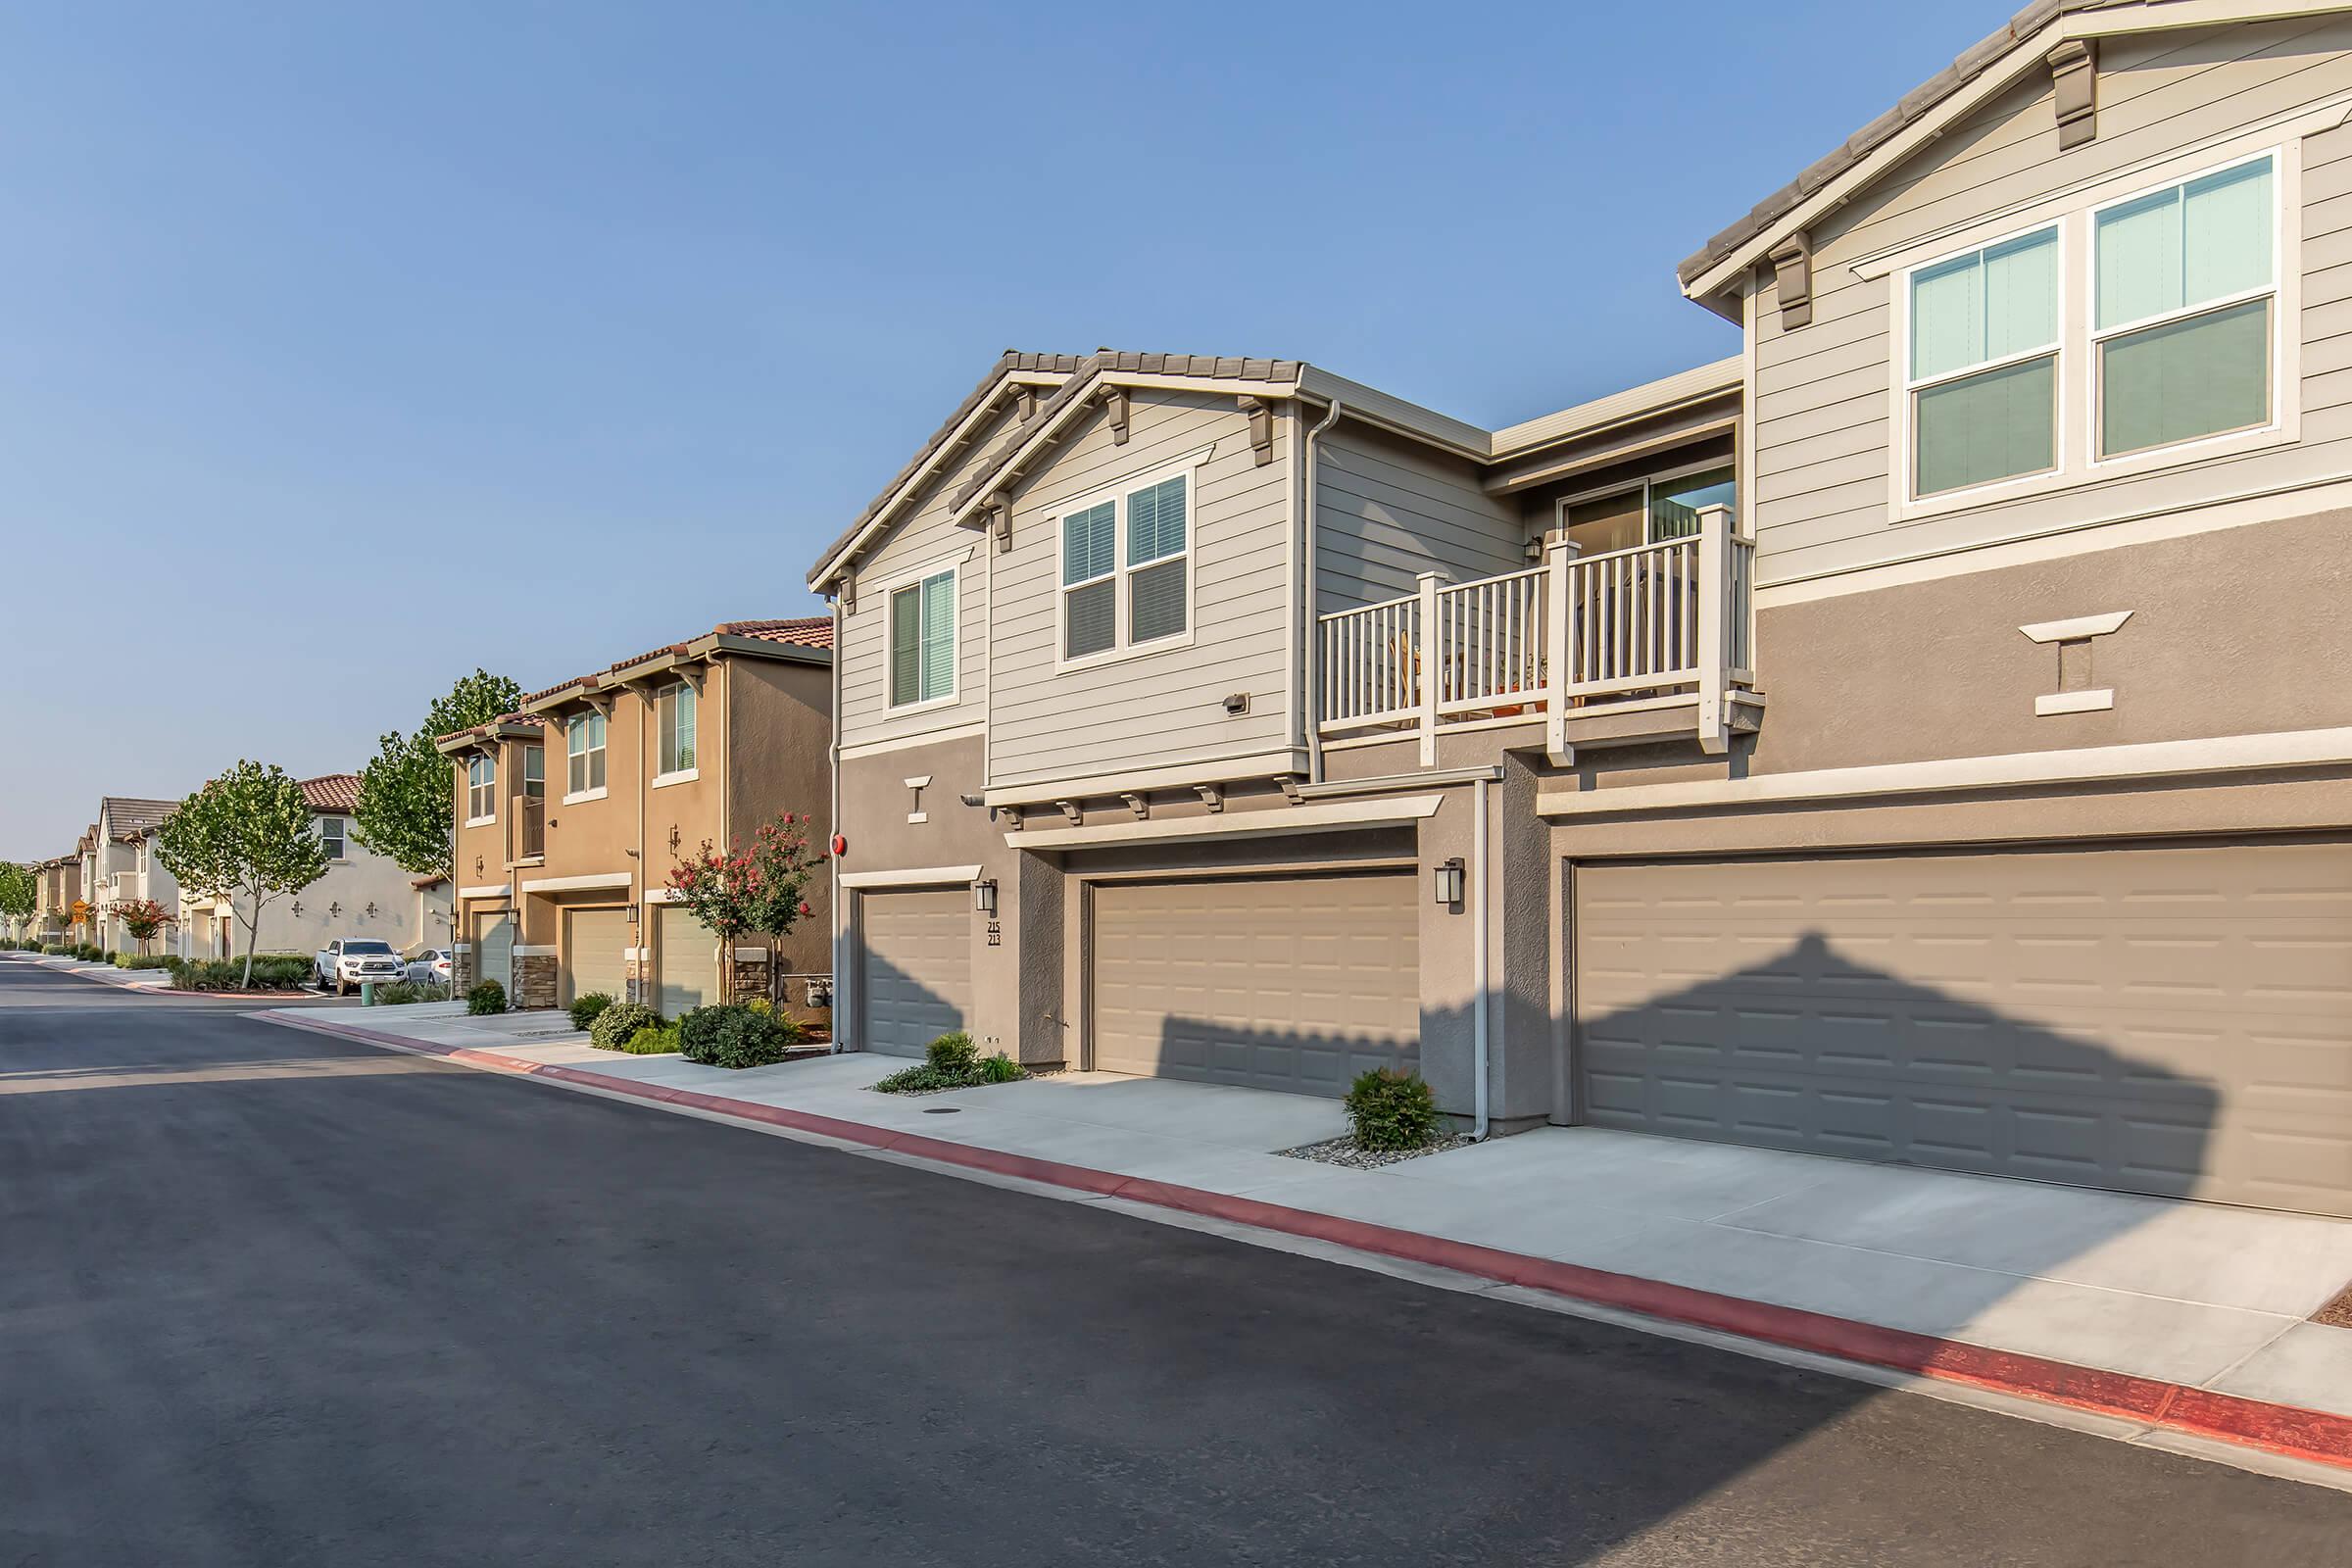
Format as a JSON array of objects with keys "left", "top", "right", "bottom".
[
  {"left": 1344, "top": 1067, "right": 1443, "bottom": 1152},
  {"left": 113, "top": 955, "right": 172, "bottom": 970},
  {"left": 616, "top": 1021, "right": 681, "bottom": 1054},
  {"left": 677, "top": 1003, "right": 804, "bottom": 1069},
  {"left": 154, "top": 956, "right": 314, "bottom": 992},
  {"left": 590, "top": 1001, "right": 660, "bottom": 1051},
  {"left": 925, "top": 1031, "right": 977, "bottom": 1074},
  {"left": 466, "top": 980, "right": 507, "bottom": 1015},
  {"left": 875, "top": 1034, "right": 1026, "bottom": 1094},
  {"left": 372, "top": 981, "right": 452, "bottom": 1006},
  {"left": 74, "top": 943, "right": 103, "bottom": 961},
  {"left": 567, "top": 991, "right": 615, "bottom": 1032}
]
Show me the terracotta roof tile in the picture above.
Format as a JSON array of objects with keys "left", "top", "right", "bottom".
[
  {"left": 717, "top": 616, "right": 832, "bottom": 650},
  {"left": 299, "top": 774, "right": 362, "bottom": 813}
]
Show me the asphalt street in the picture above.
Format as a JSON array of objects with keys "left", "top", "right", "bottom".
[{"left": 2, "top": 957, "right": 2345, "bottom": 1566}]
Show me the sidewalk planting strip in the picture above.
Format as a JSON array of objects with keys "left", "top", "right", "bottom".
[{"left": 252, "top": 1004, "right": 2352, "bottom": 1473}]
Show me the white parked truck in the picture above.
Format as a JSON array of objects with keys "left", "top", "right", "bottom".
[{"left": 317, "top": 938, "right": 404, "bottom": 996}]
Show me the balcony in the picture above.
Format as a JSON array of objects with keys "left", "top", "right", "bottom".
[
  {"left": 515, "top": 794, "right": 546, "bottom": 859},
  {"left": 1317, "top": 505, "right": 1758, "bottom": 763}
]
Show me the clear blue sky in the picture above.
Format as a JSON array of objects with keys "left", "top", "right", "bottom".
[{"left": 0, "top": 1, "right": 1995, "bottom": 859}]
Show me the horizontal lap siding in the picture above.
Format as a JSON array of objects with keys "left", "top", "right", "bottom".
[
  {"left": 1751, "top": 17, "right": 2352, "bottom": 587},
  {"left": 1313, "top": 429, "right": 1522, "bottom": 613},
  {"left": 988, "top": 391, "right": 1295, "bottom": 786},
  {"left": 838, "top": 404, "right": 1020, "bottom": 749}
]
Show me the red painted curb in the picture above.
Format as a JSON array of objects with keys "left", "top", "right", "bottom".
[{"left": 258, "top": 1006, "right": 2352, "bottom": 1472}]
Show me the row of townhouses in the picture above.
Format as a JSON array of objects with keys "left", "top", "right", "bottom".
[
  {"left": 18, "top": 781, "right": 450, "bottom": 959},
  {"left": 801, "top": 1, "right": 2352, "bottom": 1222}
]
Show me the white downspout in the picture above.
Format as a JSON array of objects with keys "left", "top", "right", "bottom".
[
  {"left": 829, "top": 593, "right": 845, "bottom": 1053},
  {"left": 1473, "top": 772, "right": 1491, "bottom": 1141},
  {"left": 1302, "top": 397, "right": 1344, "bottom": 784}
]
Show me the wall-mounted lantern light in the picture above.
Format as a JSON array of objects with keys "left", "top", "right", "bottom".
[
  {"left": 972, "top": 879, "right": 999, "bottom": 918},
  {"left": 1432, "top": 858, "right": 1466, "bottom": 907}
]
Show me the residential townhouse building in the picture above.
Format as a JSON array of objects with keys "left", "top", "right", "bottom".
[
  {"left": 29, "top": 854, "right": 80, "bottom": 943},
  {"left": 436, "top": 618, "right": 834, "bottom": 1016},
  {"left": 813, "top": 1, "right": 2352, "bottom": 1221},
  {"left": 174, "top": 775, "right": 451, "bottom": 961},
  {"left": 87, "top": 797, "right": 177, "bottom": 955}
]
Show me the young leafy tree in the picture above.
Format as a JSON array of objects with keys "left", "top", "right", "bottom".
[
  {"left": 112, "top": 898, "right": 171, "bottom": 955},
  {"left": 0, "top": 863, "right": 34, "bottom": 941},
  {"left": 155, "top": 761, "right": 331, "bottom": 987},
  {"left": 354, "top": 668, "right": 524, "bottom": 881},
  {"left": 664, "top": 813, "right": 818, "bottom": 1004}
]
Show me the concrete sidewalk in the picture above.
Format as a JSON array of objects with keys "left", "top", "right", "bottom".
[
  {"left": 12, "top": 953, "right": 174, "bottom": 991},
  {"left": 259, "top": 1001, "right": 2352, "bottom": 1467}
]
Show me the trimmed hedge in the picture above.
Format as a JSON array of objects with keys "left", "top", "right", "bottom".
[{"left": 112, "top": 955, "right": 173, "bottom": 970}]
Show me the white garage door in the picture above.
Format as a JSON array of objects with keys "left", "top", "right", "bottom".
[
  {"left": 1091, "top": 872, "right": 1420, "bottom": 1098},
  {"left": 1575, "top": 840, "right": 2352, "bottom": 1216},
  {"left": 657, "top": 905, "right": 720, "bottom": 1018},
  {"left": 858, "top": 889, "right": 971, "bottom": 1057},
  {"left": 563, "top": 907, "right": 629, "bottom": 1008}
]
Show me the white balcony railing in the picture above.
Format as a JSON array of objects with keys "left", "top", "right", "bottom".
[{"left": 1318, "top": 503, "right": 1754, "bottom": 762}]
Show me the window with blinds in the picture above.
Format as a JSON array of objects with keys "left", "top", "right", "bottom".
[
  {"left": 565, "top": 710, "right": 607, "bottom": 796},
  {"left": 888, "top": 567, "right": 956, "bottom": 709},
  {"left": 658, "top": 682, "right": 698, "bottom": 774},
  {"left": 1058, "top": 468, "right": 1191, "bottom": 663},
  {"left": 1906, "top": 225, "right": 2059, "bottom": 497},
  {"left": 2094, "top": 155, "right": 2274, "bottom": 458}
]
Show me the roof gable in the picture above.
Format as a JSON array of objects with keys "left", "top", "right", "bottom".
[{"left": 1678, "top": 0, "right": 2348, "bottom": 301}]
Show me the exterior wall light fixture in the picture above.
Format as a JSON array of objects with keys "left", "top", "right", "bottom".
[
  {"left": 973, "top": 879, "right": 998, "bottom": 918},
  {"left": 1432, "top": 858, "right": 1465, "bottom": 907}
]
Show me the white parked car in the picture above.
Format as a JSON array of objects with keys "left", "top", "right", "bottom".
[
  {"left": 317, "top": 938, "right": 404, "bottom": 995},
  {"left": 404, "top": 946, "right": 453, "bottom": 986}
]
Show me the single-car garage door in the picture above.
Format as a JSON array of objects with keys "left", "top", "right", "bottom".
[
  {"left": 1092, "top": 872, "right": 1420, "bottom": 1097},
  {"left": 657, "top": 905, "right": 720, "bottom": 1018},
  {"left": 563, "top": 907, "right": 629, "bottom": 1008},
  {"left": 858, "top": 888, "right": 971, "bottom": 1056},
  {"left": 473, "top": 910, "right": 513, "bottom": 996},
  {"left": 1575, "top": 840, "right": 2352, "bottom": 1216}
]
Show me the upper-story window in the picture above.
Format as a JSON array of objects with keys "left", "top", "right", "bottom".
[
  {"left": 1907, "top": 226, "right": 2060, "bottom": 497},
  {"left": 657, "top": 682, "right": 699, "bottom": 774},
  {"left": 1059, "top": 469, "right": 1190, "bottom": 664},
  {"left": 565, "top": 711, "right": 608, "bottom": 798},
  {"left": 466, "top": 755, "right": 497, "bottom": 824},
  {"left": 888, "top": 567, "right": 956, "bottom": 709},
  {"left": 522, "top": 744, "right": 545, "bottom": 799},
  {"left": 2094, "top": 154, "right": 2275, "bottom": 458},
  {"left": 1560, "top": 466, "right": 1737, "bottom": 555},
  {"left": 319, "top": 816, "right": 345, "bottom": 860}
]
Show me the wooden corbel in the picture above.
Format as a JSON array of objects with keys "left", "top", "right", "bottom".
[
  {"left": 1768, "top": 232, "right": 1813, "bottom": 329},
  {"left": 1237, "top": 396, "right": 1274, "bottom": 466},
  {"left": 1055, "top": 800, "right": 1083, "bottom": 826},
  {"left": 1014, "top": 386, "right": 1038, "bottom": 421},
  {"left": 1275, "top": 774, "right": 1304, "bottom": 806},
  {"left": 839, "top": 570, "right": 857, "bottom": 614},
  {"left": 2049, "top": 39, "right": 2096, "bottom": 149},
  {"left": 1121, "top": 793, "right": 1150, "bottom": 820},
  {"left": 1105, "top": 386, "right": 1131, "bottom": 445},
  {"left": 1193, "top": 785, "right": 1223, "bottom": 813},
  {"left": 990, "top": 491, "right": 1014, "bottom": 555}
]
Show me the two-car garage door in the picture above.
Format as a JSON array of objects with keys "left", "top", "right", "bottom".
[
  {"left": 1092, "top": 872, "right": 1419, "bottom": 1097},
  {"left": 1574, "top": 841, "right": 2352, "bottom": 1217}
]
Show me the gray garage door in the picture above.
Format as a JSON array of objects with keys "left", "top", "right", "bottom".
[
  {"left": 1575, "top": 840, "right": 2352, "bottom": 1216},
  {"left": 1092, "top": 872, "right": 1420, "bottom": 1097},
  {"left": 563, "top": 907, "right": 629, "bottom": 1008},
  {"left": 473, "top": 910, "right": 513, "bottom": 995},
  {"left": 858, "top": 888, "right": 971, "bottom": 1056},
  {"left": 657, "top": 905, "right": 719, "bottom": 1018}
]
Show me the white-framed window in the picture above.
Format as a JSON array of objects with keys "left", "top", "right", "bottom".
[
  {"left": 565, "top": 710, "right": 608, "bottom": 796},
  {"left": 1056, "top": 465, "right": 1194, "bottom": 665},
  {"left": 1904, "top": 223, "right": 2062, "bottom": 499},
  {"left": 522, "top": 744, "right": 544, "bottom": 799},
  {"left": 2093, "top": 152, "right": 2277, "bottom": 460},
  {"left": 657, "top": 682, "right": 698, "bottom": 774},
  {"left": 466, "top": 755, "right": 497, "bottom": 823},
  {"left": 319, "top": 816, "right": 345, "bottom": 860},
  {"left": 888, "top": 566, "right": 956, "bottom": 710}
]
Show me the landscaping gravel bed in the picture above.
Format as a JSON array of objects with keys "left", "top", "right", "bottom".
[{"left": 1275, "top": 1133, "right": 1474, "bottom": 1170}]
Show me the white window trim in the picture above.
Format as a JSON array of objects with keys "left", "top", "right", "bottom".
[
  {"left": 1051, "top": 445, "right": 1211, "bottom": 674},
  {"left": 656, "top": 681, "right": 700, "bottom": 776},
  {"left": 2086, "top": 148, "right": 2287, "bottom": 467},
  {"left": 319, "top": 816, "right": 346, "bottom": 860},
  {"left": 565, "top": 712, "right": 608, "bottom": 798},
  {"left": 1892, "top": 218, "right": 2067, "bottom": 511},
  {"left": 466, "top": 757, "right": 497, "bottom": 826},
  {"left": 1885, "top": 130, "right": 2304, "bottom": 526},
  {"left": 650, "top": 768, "right": 699, "bottom": 790},
  {"left": 881, "top": 557, "right": 962, "bottom": 714},
  {"left": 465, "top": 813, "right": 497, "bottom": 829}
]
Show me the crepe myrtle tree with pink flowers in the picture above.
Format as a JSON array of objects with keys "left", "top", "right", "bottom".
[{"left": 663, "top": 812, "right": 817, "bottom": 1005}]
